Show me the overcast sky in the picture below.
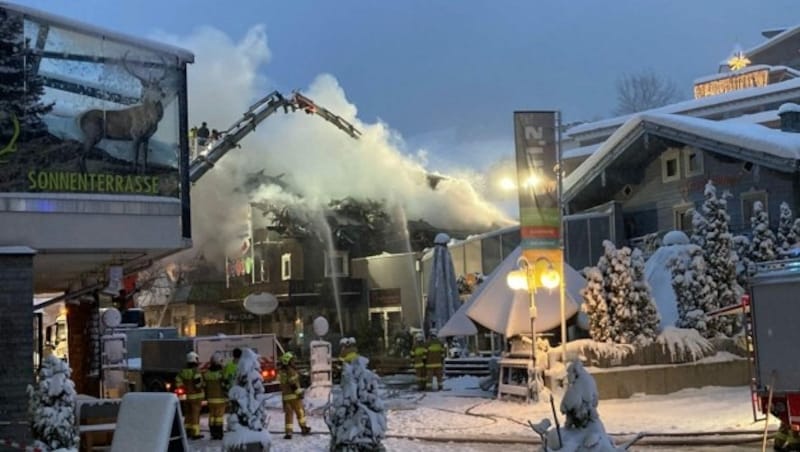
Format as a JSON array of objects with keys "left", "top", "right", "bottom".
[{"left": 16, "top": 0, "right": 800, "bottom": 173}]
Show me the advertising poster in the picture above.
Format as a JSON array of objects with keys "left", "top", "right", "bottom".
[
  {"left": 0, "top": 8, "right": 181, "bottom": 197},
  {"left": 512, "top": 111, "right": 562, "bottom": 288}
]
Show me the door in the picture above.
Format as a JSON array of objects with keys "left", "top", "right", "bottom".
[{"left": 368, "top": 307, "right": 403, "bottom": 352}]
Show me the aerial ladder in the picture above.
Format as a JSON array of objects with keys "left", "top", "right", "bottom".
[{"left": 188, "top": 90, "right": 361, "bottom": 183}]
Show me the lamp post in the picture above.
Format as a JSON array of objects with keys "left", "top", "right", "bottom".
[{"left": 506, "top": 255, "right": 561, "bottom": 401}]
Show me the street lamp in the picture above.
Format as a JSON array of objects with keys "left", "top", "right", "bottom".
[{"left": 506, "top": 255, "right": 560, "bottom": 401}]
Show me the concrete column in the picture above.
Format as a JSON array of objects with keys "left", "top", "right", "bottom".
[{"left": 0, "top": 247, "right": 35, "bottom": 448}]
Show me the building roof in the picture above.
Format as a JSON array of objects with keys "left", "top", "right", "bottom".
[
  {"left": 0, "top": 2, "right": 194, "bottom": 63},
  {"left": 563, "top": 142, "right": 602, "bottom": 160},
  {"left": 566, "top": 76, "right": 800, "bottom": 140},
  {"left": 745, "top": 23, "right": 800, "bottom": 62},
  {"left": 564, "top": 113, "right": 800, "bottom": 202}
]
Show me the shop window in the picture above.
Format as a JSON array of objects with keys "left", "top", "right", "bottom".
[
  {"left": 673, "top": 203, "right": 695, "bottom": 233},
  {"left": 683, "top": 148, "right": 704, "bottom": 177},
  {"left": 661, "top": 149, "right": 681, "bottom": 183},
  {"left": 281, "top": 253, "right": 292, "bottom": 281},
  {"left": 325, "top": 251, "right": 349, "bottom": 277},
  {"left": 741, "top": 191, "right": 769, "bottom": 225}
]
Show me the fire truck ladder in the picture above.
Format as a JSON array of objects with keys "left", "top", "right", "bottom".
[{"left": 188, "top": 90, "right": 361, "bottom": 183}]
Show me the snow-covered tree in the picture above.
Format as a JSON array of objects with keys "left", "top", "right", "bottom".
[
  {"left": 732, "top": 234, "right": 753, "bottom": 290},
  {"left": 606, "top": 245, "right": 638, "bottom": 344},
  {"left": 690, "top": 209, "right": 707, "bottom": 249},
  {"left": 700, "top": 182, "right": 741, "bottom": 337},
  {"left": 27, "top": 356, "right": 79, "bottom": 452},
  {"left": 749, "top": 200, "right": 778, "bottom": 263},
  {"left": 0, "top": 8, "right": 52, "bottom": 139},
  {"left": 325, "top": 356, "right": 387, "bottom": 452},
  {"left": 580, "top": 267, "right": 610, "bottom": 343},
  {"left": 669, "top": 245, "right": 713, "bottom": 337},
  {"left": 777, "top": 202, "right": 796, "bottom": 254},
  {"left": 629, "top": 248, "right": 661, "bottom": 342},
  {"left": 224, "top": 348, "right": 270, "bottom": 451}
]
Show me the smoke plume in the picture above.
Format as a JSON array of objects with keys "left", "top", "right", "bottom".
[{"left": 155, "top": 25, "right": 514, "bottom": 264}]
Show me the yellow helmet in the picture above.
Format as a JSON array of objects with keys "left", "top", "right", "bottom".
[{"left": 280, "top": 352, "right": 295, "bottom": 365}]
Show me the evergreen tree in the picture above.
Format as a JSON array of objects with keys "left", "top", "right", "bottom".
[
  {"left": 224, "top": 348, "right": 271, "bottom": 451},
  {"left": 629, "top": 248, "right": 661, "bottom": 343},
  {"left": 580, "top": 267, "right": 611, "bottom": 343},
  {"left": 701, "top": 181, "right": 741, "bottom": 337},
  {"left": 732, "top": 234, "right": 753, "bottom": 290},
  {"left": 0, "top": 8, "right": 52, "bottom": 139},
  {"left": 777, "top": 202, "right": 796, "bottom": 254},
  {"left": 325, "top": 356, "right": 387, "bottom": 452},
  {"left": 749, "top": 200, "right": 778, "bottom": 263},
  {"left": 27, "top": 356, "right": 79, "bottom": 452},
  {"left": 791, "top": 218, "right": 800, "bottom": 253},
  {"left": 690, "top": 209, "right": 707, "bottom": 249},
  {"left": 607, "top": 245, "right": 635, "bottom": 344},
  {"left": 669, "top": 245, "right": 713, "bottom": 337}
]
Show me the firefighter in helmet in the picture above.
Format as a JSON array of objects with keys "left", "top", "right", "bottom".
[
  {"left": 411, "top": 332, "right": 428, "bottom": 391},
  {"left": 425, "top": 328, "right": 444, "bottom": 390},
  {"left": 203, "top": 352, "right": 227, "bottom": 440},
  {"left": 342, "top": 337, "right": 359, "bottom": 364},
  {"left": 278, "top": 352, "right": 311, "bottom": 439},
  {"left": 176, "top": 351, "right": 205, "bottom": 439}
]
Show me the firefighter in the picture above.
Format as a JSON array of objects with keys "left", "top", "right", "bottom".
[
  {"left": 425, "top": 328, "right": 444, "bottom": 391},
  {"left": 224, "top": 347, "right": 242, "bottom": 388},
  {"left": 411, "top": 332, "right": 427, "bottom": 391},
  {"left": 278, "top": 352, "right": 311, "bottom": 439},
  {"left": 342, "top": 337, "right": 359, "bottom": 364},
  {"left": 204, "top": 352, "right": 227, "bottom": 440},
  {"left": 176, "top": 351, "right": 205, "bottom": 439}
]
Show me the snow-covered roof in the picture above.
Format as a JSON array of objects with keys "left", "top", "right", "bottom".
[
  {"left": 745, "top": 23, "right": 800, "bottom": 61},
  {"left": 564, "top": 113, "right": 800, "bottom": 201},
  {"left": 566, "top": 77, "right": 800, "bottom": 139},
  {"left": 722, "top": 109, "right": 780, "bottom": 125},
  {"left": 0, "top": 2, "right": 194, "bottom": 63},
  {"left": 563, "top": 142, "right": 602, "bottom": 160},
  {"left": 0, "top": 246, "right": 36, "bottom": 255}
]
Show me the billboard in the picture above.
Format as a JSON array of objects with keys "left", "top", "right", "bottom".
[
  {"left": 513, "top": 111, "right": 562, "bottom": 288},
  {"left": 0, "top": 8, "right": 183, "bottom": 197}
]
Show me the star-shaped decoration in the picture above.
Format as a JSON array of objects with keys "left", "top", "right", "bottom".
[{"left": 728, "top": 51, "right": 751, "bottom": 71}]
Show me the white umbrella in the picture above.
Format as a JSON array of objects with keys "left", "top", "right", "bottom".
[
  {"left": 465, "top": 247, "right": 584, "bottom": 337},
  {"left": 438, "top": 298, "right": 479, "bottom": 338}
]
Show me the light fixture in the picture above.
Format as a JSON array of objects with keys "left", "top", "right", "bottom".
[
  {"left": 506, "top": 269, "right": 529, "bottom": 291},
  {"left": 539, "top": 265, "right": 561, "bottom": 290}
]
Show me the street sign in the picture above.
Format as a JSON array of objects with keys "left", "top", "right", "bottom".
[{"left": 243, "top": 292, "right": 278, "bottom": 315}]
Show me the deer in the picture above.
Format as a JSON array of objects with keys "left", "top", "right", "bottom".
[{"left": 79, "top": 52, "right": 167, "bottom": 174}]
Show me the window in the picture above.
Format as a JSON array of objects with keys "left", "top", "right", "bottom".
[
  {"left": 673, "top": 203, "right": 695, "bottom": 233},
  {"left": 741, "top": 191, "right": 768, "bottom": 226},
  {"left": 661, "top": 149, "right": 681, "bottom": 183},
  {"left": 325, "top": 251, "right": 349, "bottom": 277},
  {"left": 683, "top": 147, "right": 704, "bottom": 177},
  {"left": 281, "top": 253, "right": 291, "bottom": 281}
]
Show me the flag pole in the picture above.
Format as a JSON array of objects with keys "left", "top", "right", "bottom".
[{"left": 557, "top": 111, "right": 568, "bottom": 367}]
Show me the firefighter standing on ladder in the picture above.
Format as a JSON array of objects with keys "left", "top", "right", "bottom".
[{"left": 176, "top": 351, "right": 205, "bottom": 439}]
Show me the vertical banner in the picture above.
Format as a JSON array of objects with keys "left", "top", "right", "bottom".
[{"left": 513, "top": 111, "right": 562, "bottom": 288}]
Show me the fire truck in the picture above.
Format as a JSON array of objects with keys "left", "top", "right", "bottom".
[{"left": 749, "top": 258, "right": 800, "bottom": 430}]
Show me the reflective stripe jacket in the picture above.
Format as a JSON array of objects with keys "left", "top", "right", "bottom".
[
  {"left": 412, "top": 345, "right": 427, "bottom": 368},
  {"left": 425, "top": 339, "right": 444, "bottom": 368},
  {"left": 203, "top": 368, "right": 227, "bottom": 404},
  {"left": 176, "top": 366, "right": 205, "bottom": 400},
  {"left": 279, "top": 367, "right": 302, "bottom": 401}
]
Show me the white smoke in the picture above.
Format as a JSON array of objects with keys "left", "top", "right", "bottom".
[{"left": 155, "top": 25, "right": 514, "bottom": 264}]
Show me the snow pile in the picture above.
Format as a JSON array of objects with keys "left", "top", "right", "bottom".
[
  {"left": 325, "top": 356, "right": 387, "bottom": 451},
  {"left": 778, "top": 102, "right": 800, "bottom": 115},
  {"left": 27, "top": 356, "right": 79, "bottom": 452},
  {"left": 533, "top": 361, "right": 623, "bottom": 451},
  {"left": 224, "top": 348, "right": 271, "bottom": 451},
  {"left": 662, "top": 230, "right": 689, "bottom": 246},
  {"left": 655, "top": 327, "right": 715, "bottom": 362}
]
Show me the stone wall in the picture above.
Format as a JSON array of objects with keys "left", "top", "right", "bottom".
[{"left": 0, "top": 249, "right": 35, "bottom": 447}]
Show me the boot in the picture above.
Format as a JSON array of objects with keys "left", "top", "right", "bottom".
[
  {"left": 284, "top": 433, "right": 292, "bottom": 440},
  {"left": 211, "top": 425, "right": 223, "bottom": 440},
  {"left": 301, "top": 425, "right": 311, "bottom": 436}
]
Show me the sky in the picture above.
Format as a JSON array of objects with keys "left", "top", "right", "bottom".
[{"left": 11, "top": 1, "right": 800, "bottom": 256}]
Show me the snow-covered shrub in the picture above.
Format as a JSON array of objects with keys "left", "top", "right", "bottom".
[
  {"left": 690, "top": 209, "right": 707, "bottom": 249},
  {"left": 749, "top": 200, "right": 777, "bottom": 263},
  {"left": 655, "top": 327, "right": 715, "bottom": 362},
  {"left": 777, "top": 201, "right": 796, "bottom": 254},
  {"left": 580, "top": 267, "right": 610, "bottom": 343},
  {"left": 27, "top": 355, "right": 79, "bottom": 452},
  {"left": 224, "top": 348, "right": 270, "bottom": 451},
  {"left": 732, "top": 234, "right": 753, "bottom": 290},
  {"left": 325, "top": 356, "right": 387, "bottom": 452},
  {"left": 669, "top": 244, "right": 713, "bottom": 337}
]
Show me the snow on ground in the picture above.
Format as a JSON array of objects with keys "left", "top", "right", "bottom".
[{"left": 185, "top": 375, "right": 772, "bottom": 451}]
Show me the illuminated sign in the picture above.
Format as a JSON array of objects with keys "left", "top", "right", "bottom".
[
  {"left": 727, "top": 51, "right": 751, "bottom": 71},
  {"left": 693, "top": 69, "right": 769, "bottom": 99}
]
